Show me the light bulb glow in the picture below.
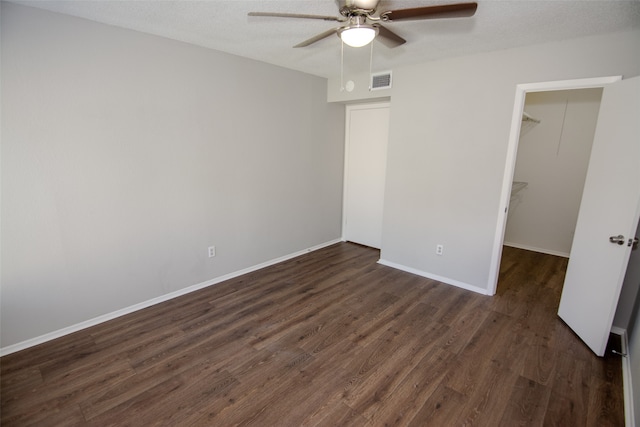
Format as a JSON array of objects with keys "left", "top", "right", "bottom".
[{"left": 339, "top": 26, "right": 377, "bottom": 47}]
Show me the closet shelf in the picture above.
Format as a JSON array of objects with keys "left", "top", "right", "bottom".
[
  {"left": 511, "top": 181, "right": 528, "bottom": 196},
  {"left": 522, "top": 111, "right": 541, "bottom": 123},
  {"left": 520, "top": 112, "right": 540, "bottom": 136}
]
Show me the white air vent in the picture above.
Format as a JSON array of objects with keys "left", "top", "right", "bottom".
[{"left": 370, "top": 71, "right": 392, "bottom": 91}]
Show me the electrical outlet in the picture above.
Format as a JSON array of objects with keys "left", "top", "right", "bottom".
[
  {"left": 208, "top": 246, "right": 216, "bottom": 258},
  {"left": 436, "top": 244, "right": 443, "bottom": 256}
]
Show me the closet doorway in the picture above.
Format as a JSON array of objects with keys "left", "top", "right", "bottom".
[
  {"left": 489, "top": 76, "right": 621, "bottom": 294},
  {"left": 490, "top": 76, "right": 640, "bottom": 356},
  {"left": 342, "top": 102, "right": 390, "bottom": 249},
  {"left": 503, "top": 88, "right": 603, "bottom": 258}
]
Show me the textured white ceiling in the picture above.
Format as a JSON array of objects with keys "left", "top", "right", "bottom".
[{"left": 14, "top": 0, "right": 640, "bottom": 78}]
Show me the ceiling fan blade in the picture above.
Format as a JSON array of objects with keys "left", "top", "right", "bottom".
[
  {"left": 381, "top": 2, "right": 478, "bottom": 22},
  {"left": 248, "top": 12, "right": 344, "bottom": 22},
  {"left": 374, "top": 24, "right": 406, "bottom": 48},
  {"left": 294, "top": 28, "right": 339, "bottom": 48}
]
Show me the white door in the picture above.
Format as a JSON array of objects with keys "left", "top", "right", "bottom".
[
  {"left": 343, "top": 103, "right": 390, "bottom": 249},
  {"left": 558, "top": 76, "right": 640, "bottom": 356}
]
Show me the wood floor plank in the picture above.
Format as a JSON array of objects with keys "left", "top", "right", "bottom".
[
  {"left": 87, "top": 366, "right": 237, "bottom": 425},
  {"left": 347, "top": 322, "right": 449, "bottom": 421},
  {"left": 128, "top": 313, "right": 260, "bottom": 372},
  {"left": 1, "top": 333, "right": 98, "bottom": 376},
  {"left": 180, "top": 348, "right": 286, "bottom": 424},
  {"left": 542, "top": 356, "right": 590, "bottom": 427},
  {"left": 498, "top": 375, "right": 552, "bottom": 426},
  {"left": 221, "top": 340, "right": 356, "bottom": 425},
  {"left": 452, "top": 363, "right": 520, "bottom": 426},
  {"left": 444, "top": 310, "right": 518, "bottom": 396},
  {"left": 586, "top": 351, "right": 625, "bottom": 427},
  {"left": 2, "top": 358, "right": 135, "bottom": 423},
  {"left": 348, "top": 292, "right": 412, "bottom": 348},
  {"left": 305, "top": 401, "right": 369, "bottom": 427},
  {"left": 86, "top": 297, "right": 210, "bottom": 346},
  {"left": 406, "top": 382, "right": 467, "bottom": 427},
  {"left": 38, "top": 327, "right": 183, "bottom": 382},
  {"left": 233, "top": 360, "right": 347, "bottom": 427},
  {"left": 436, "top": 292, "right": 492, "bottom": 355},
  {"left": 0, "top": 243, "right": 625, "bottom": 426},
  {"left": 198, "top": 352, "right": 319, "bottom": 425},
  {"left": 520, "top": 342, "right": 557, "bottom": 386},
  {"left": 248, "top": 272, "right": 379, "bottom": 350},
  {"left": 79, "top": 332, "right": 255, "bottom": 420},
  {"left": 0, "top": 366, "right": 43, "bottom": 407},
  {"left": 3, "top": 402, "right": 87, "bottom": 427},
  {"left": 364, "top": 346, "right": 455, "bottom": 426}
]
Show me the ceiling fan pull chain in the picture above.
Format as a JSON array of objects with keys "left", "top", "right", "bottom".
[
  {"left": 340, "top": 39, "right": 345, "bottom": 92},
  {"left": 368, "top": 41, "right": 374, "bottom": 91}
]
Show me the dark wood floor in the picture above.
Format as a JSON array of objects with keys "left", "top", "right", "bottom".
[{"left": 1, "top": 243, "right": 624, "bottom": 426}]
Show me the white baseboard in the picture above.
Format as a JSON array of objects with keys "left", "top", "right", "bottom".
[
  {"left": 611, "top": 327, "right": 635, "bottom": 427},
  {"left": 0, "top": 239, "right": 342, "bottom": 356},
  {"left": 377, "top": 259, "right": 489, "bottom": 295},
  {"left": 503, "top": 242, "right": 570, "bottom": 258}
]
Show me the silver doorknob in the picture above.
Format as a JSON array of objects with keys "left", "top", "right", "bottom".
[{"left": 609, "top": 235, "right": 625, "bottom": 245}]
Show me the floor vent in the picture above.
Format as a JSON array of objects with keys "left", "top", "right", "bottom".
[{"left": 370, "top": 71, "right": 392, "bottom": 91}]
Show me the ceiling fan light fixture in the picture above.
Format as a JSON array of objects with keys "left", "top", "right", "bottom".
[{"left": 339, "top": 24, "right": 377, "bottom": 47}]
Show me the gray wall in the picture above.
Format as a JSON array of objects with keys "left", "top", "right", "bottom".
[
  {"left": 1, "top": 3, "right": 345, "bottom": 348},
  {"left": 628, "top": 280, "right": 640, "bottom": 423},
  {"left": 339, "top": 30, "right": 640, "bottom": 292},
  {"left": 328, "top": 31, "right": 640, "bottom": 316}
]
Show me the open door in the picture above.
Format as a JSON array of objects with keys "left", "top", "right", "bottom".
[{"left": 558, "top": 76, "right": 640, "bottom": 356}]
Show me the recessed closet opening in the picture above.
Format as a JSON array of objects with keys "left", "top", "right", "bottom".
[
  {"left": 502, "top": 87, "right": 603, "bottom": 263},
  {"left": 487, "top": 76, "right": 622, "bottom": 295},
  {"left": 491, "top": 75, "right": 640, "bottom": 359}
]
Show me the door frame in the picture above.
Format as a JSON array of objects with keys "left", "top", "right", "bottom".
[
  {"left": 342, "top": 101, "right": 390, "bottom": 247},
  {"left": 487, "top": 76, "right": 622, "bottom": 295}
]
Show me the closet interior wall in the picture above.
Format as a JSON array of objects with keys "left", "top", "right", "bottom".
[{"left": 504, "top": 88, "right": 603, "bottom": 257}]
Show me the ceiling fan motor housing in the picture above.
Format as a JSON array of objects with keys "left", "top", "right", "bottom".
[{"left": 339, "top": 0, "right": 381, "bottom": 14}]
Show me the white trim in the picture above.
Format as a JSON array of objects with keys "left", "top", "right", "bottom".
[
  {"left": 487, "top": 75, "right": 623, "bottom": 296},
  {"left": 610, "top": 327, "right": 635, "bottom": 427},
  {"left": 0, "top": 238, "right": 342, "bottom": 356},
  {"left": 503, "top": 242, "right": 570, "bottom": 258},
  {"left": 378, "top": 258, "right": 489, "bottom": 295}
]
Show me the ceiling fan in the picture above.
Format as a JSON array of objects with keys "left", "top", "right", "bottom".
[{"left": 248, "top": 0, "right": 478, "bottom": 48}]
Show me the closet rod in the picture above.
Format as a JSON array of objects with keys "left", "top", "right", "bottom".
[{"left": 522, "top": 111, "right": 541, "bottom": 123}]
